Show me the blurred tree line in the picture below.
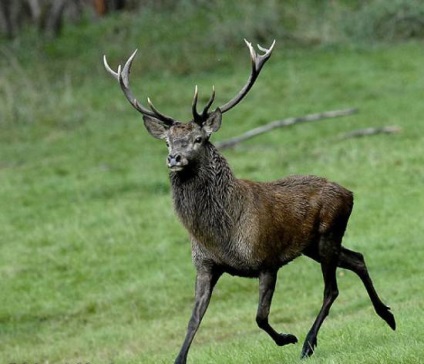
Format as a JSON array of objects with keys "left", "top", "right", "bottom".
[
  {"left": 0, "top": 0, "right": 138, "bottom": 38},
  {"left": 1, "top": 0, "right": 424, "bottom": 42}
]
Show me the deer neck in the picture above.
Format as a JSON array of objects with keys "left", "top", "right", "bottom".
[{"left": 169, "top": 142, "right": 238, "bottom": 242}]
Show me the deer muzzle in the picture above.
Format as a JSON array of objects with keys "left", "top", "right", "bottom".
[{"left": 167, "top": 153, "right": 188, "bottom": 172}]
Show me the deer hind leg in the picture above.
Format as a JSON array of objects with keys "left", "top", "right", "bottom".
[
  {"left": 256, "top": 270, "right": 298, "bottom": 347},
  {"left": 301, "top": 235, "right": 341, "bottom": 358},
  {"left": 338, "top": 247, "right": 396, "bottom": 330}
]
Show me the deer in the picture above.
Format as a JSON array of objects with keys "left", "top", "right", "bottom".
[{"left": 103, "top": 39, "right": 396, "bottom": 363}]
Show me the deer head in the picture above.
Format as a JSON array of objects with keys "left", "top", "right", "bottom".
[{"left": 103, "top": 39, "right": 275, "bottom": 172}]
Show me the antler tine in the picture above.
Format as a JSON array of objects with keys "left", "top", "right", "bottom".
[
  {"left": 117, "top": 50, "right": 151, "bottom": 115},
  {"left": 104, "top": 50, "right": 175, "bottom": 126},
  {"left": 147, "top": 97, "right": 175, "bottom": 124},
  {"left": 103, "top": 55, "right": 120, "bottom": 81},
  {"left": 103, "top": 50, "right": 140, "bottom": 101},
  {"left": 219, "top": 39, "right": 276, "bottom": 114},
  {"left": 192, "top": 85, "right": 201, "bottom": 122},
  {"left": 192, "top": 85, "right": 216, "bottom": 125},
  {"left": 202, "top": 86, "right": 216, "bottom": 117}
]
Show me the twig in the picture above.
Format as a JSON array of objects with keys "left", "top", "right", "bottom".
[
  {"left": 340, "top": 126, "right": 401, "bottom": 140},
  {"left": 216, "top": 108, "right": 358, "bottom": 150}
]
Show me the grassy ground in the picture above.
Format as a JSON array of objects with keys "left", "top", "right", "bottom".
[{"left": 1, "top": 4, "right": 424, "bottom": 364}]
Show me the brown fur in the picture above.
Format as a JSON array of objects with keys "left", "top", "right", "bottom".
[
  {"left": 171, "top": 141, "right": 353, "bottom": 276},
  {"left": 160, "top": 130, "right": 394, "bottom": 363}
]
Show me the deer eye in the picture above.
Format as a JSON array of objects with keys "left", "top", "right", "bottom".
[{"left": 194, "top": 137, "right": 202, "bottom": 144}]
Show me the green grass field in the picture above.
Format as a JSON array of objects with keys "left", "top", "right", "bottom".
[{"left": 1, "top": 3, "right": 424, "bottom": 363}]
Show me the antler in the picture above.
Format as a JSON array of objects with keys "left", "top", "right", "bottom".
[
  {"left": 105, "top": 40, "right": 275, "bottom": 126},
  {"left": 220, "top": 39, "right": 275, "bottom": 113},
  {"left": 192, "top": 85, "right": 216, "bottom": 124},
  {"left": 191, "top": 39, "right": 275, "bottom": 124},
  {"left": 103, "top": 50, "right": 176, "bottom": 126}
]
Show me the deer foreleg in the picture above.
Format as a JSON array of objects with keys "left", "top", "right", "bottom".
[
  {"left": 174, "top": 268, "right": 222, "bottom": 364},
  {"left": 256, "top": 270, "right": 298, "bottom": 346}
]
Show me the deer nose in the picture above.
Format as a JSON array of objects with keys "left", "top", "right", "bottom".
[{"left": 167, "top": 154, "right": 182, "bottom": 167}]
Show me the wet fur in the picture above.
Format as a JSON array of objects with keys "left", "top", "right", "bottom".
[
  {"left": 143, "top": 116, "right": 395, "bottom": 364},
  {"left": 171, "top": 142, "right": 353, "bottom": 277}
]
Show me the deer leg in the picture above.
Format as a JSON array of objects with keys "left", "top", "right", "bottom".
[
  {"left": 174, "top": 268, "right": 222, "bottom": 364},
  {"left": 301, "top": 238, "right": 340, "bottom": 359},
  {"left": 338, "top": 247, "right": 396, "bottom": 330},
  {"left": 256, "top": 270, "right": 298, "bottom": 346}
]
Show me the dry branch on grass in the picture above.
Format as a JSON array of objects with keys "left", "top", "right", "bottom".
[
  {"left": 216, "top": 108, "right": 401, "bottom": 149},
  {"left": 216, "top": 108, "right": 358, "bottom": 150},
  {"left": 339, "top": 126, "right": 401, "bottom": 139}
]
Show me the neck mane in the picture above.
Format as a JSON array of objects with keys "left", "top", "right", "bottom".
[{"left": 169, "top": 142, "right": 238, "bottom": 243}]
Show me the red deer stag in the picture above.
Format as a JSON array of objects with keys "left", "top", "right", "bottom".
[{"left": 103, "top": 40, "right": 395, "bottom": 363}]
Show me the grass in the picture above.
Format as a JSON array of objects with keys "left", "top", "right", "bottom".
[{"left": 1, "top": 3, "right": 424, "bottom": 364}]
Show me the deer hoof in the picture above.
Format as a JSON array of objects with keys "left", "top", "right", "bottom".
[
  {"left": 377, "top": 305, "right": 396, "bottom": 331},
  {"left": 301, "top": 337, "right": 317, "bottom": 359},
  {"left": 275, "top": 333, "right": 298, "bottom": 346}
]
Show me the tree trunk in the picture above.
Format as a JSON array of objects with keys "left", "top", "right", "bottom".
[
  {"left": 0, "top": 0, "right": 17, "bottom": 39},
  {"left": 39, "top": 0, "right": 69, "bottom": 38},
  {"left": 93, "top": 0, "right": 107, "bottom": 16}
]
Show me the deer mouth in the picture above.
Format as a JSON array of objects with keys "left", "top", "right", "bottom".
[
  {"left": 169, "top": 165, "right": 185, "bottom": 172},
  {"left": 167, "top": 157, "right": 189, "bottom": 172}
]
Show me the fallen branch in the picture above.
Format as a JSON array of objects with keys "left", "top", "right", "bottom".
[
  {"left": 216, "top": 108, "right": 358, "bottom": 150},
  {"left": 340, "top": 126, "right": 401, "bottom": 139}
]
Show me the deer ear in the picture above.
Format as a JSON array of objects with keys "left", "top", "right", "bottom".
[
  {"left": 202, "top": 108, "right": 222, "bottom": 136},
  {"left": 143, "top": 115, "right": 170, "bottom": 140}
]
